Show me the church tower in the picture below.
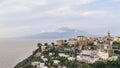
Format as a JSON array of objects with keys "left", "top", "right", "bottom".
[{"left": 108, "top": 32, "right": 111, "bottom": 38}]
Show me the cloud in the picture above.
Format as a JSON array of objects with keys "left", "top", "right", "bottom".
[
  {"left": 0, "top": 0, "right": 120, "bottom": 38},
  {"left": 112, "top": 0, "right": 120, "bottom": 2},
  {"left": 44, "top": 6, "right": 73, "bottom": 16},
  {"left": 72, "top": 0, "right": 95, "bottom": 5},
  {"left": 0, "top": 16, "right": 5, "bottom": 23},
  {"left": 1, "top": 0, "right": 48, "bottom": 6},
  {"left": 0, "top": 0, "right": 96, "bottom": 16},
  {"left": 0, "top": 5, "right": 29, "bottom": 15},
  {"left": 48, "top": 0, "right": 95, "bottom": 6},
  {"left": 0, "top": 0, "right": 100, "bottom": 22},
  {"left": 0, "top": 0, "right": 47, "bottom": 15},
  {"left": 13, "top": 6, "right": 107, "bottom": 20},
  {"left": 42, "top": 7, "right": 107, "bottom": 17},
  {"left": 47, "top": 7, "right": 107, "bottom": 17},
  {"left": 80, "top": 10, "right": 107, "bottom": 17}
]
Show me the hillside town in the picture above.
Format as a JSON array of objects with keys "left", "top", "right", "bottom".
[{"left": 15, "top": 32, "right": 120, "bottom": 68}]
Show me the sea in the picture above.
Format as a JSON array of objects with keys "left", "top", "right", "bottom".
[{"left": 0, "top": 39, "right": 55, "bottom": 68}]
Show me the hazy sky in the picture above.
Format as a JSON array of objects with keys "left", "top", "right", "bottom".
[{"left": 0, "top": 0, "right": 120, "bottom": 38}]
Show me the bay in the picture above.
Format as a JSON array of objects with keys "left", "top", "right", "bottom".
[{"left": 0, "top": 39, "right": 54, "bottom": 68}]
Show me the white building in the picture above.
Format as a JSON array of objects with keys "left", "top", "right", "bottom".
[
  {"left": 76, "top": 55, "right": 82, "bottom": 61},
  {"left": 58, "top": 53, "right": 70, "bottom": 58},
  {"left": 42, "top": 58, "right": 48, "bottom": 62},
  {"left": 39, "top": 62, "right": 48, "bottom": 68},
  {"left": 49, "top": 52, "right": 53, "bottom": 56},
  {"left": 53, "top": 60, "right": 60, "bottom": 64},
  {"left": 80, "top": 50, "right": 99, "bottom": 63},
  {"left": 97, "top": 52, "right": 109, "bottom": 60},
  {"left": 31, "top": 61, "right": 40, "bottom": 67},
  {"left": 68, "top": 57, "right": 75, "bottom": 61}
]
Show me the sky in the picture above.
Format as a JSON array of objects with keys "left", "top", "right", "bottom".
[{"left": 0, "top": 0, "right": 120, "bottom": 38}]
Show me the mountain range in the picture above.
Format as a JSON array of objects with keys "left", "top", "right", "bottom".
[{"left": 20, "top": 27, "right": 92, "bottom": 39}]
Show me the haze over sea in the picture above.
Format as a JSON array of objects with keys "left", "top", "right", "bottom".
[{"left": 0, "top": 39, "right": 55, "bottom": 68}]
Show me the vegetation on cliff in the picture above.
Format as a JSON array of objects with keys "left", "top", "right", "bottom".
[{"left": 15, "top": 42, "right": 120, "bottom": 68}]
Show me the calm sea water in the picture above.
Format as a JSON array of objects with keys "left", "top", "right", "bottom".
[{"left": 0, "top": 39, "right": 54, "bottom": 68}]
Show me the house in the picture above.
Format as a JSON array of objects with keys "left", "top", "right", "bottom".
[
  {"left": 49, "top": 52, "right": 54, "bottom": 56},
  {"left": 42, "top": 58, "right": 48, "bottom": 62},
  {"left": 107, "top": 56, "right": 118, "bottom": 61},
  {"left": 34, "top": 52, "right": 41, "bottom": 57},
  {"left": 77, "top": 36, "right": 90, "bottom": 48},
  {"left": 31, "top": 61, "right": 40, "bottom": 67},
  {"left": 68, "top": 35, "right": 93, "bottom": 50},
  {"left": 68, "top": 57, "right": 75, "bottom": 61},
  {"left": 113, "top": 37, "right": 120, "bottom": 42},
  {"left": 80, "top": 50, "right": 99, "bottom": 63},
  {"left": 41, "top": 45, "right": 46, "bottom": 52},
  {"left": 58, "top": 53, "right": 70, "bottom": 58},
  {"left": 68, "top": 38, "right": 78, "bottom": 46},
  {"left": 53, "top": 60, "right": 60, "bottom": 64},
  {"left": 39, "top": 62, "right": 48, "bottom": 68},
  {"left": 56, "top": 40, "right": 64, "bottom": 45},
  {"left": 76, "top": 55, "right": 82, "bottom": 61},
  {"left": 97, "top": 52, "right": 109, "bottom": 60}
]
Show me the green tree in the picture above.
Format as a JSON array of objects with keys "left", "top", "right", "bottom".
[
  {"left": 51, "top": 42, "right": 55, "bottom": 46},
  {"left": 44, "top": 43, "right": 48, "bottom": 46},
  {"left": 37, "top": 43, "right": 42, "bottom": 52}
]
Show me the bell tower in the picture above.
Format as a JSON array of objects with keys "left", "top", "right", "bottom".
[{"left": 108, "top": 32, "right": 111, "bottom": 38}]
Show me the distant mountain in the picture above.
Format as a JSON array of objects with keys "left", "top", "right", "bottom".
[{"left": 21, "top": 27, "right": 92, "bottom": 39}]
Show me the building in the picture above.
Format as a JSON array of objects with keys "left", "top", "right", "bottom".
[
  {"left": 68, "top": 57, "right": 75, "bottom": 61},
  {"left": 77, "top": 36, "right": 90, "bottom": 49},
  {"left": 107, "top": 56, "right": 118, "bottom": 61},
  {"left": 56, "top": 40, "right": 64, "bottom": 45},
  {"left": 76, "top": 55, "right": 82, "bottom": 61},
  {"left": 68, "top": 36, "right": 90, "bottom": 46},
  {"left": 102, "top": 32, "right": 112, "bottom": 42},
  {"left": 41, "top": 45, "right": 46, "bottom": 52},
  {"left": 113, "top": 37, "right": 120, "bottom": 42},
  {"left": 80, "top": 50, "right": 99, "bottom": 63},
  {"left": 97, "top": 51, "right": 109, "bottom": 60},
  {"left": 92, "top": 32, "right": 114, "bottom": 56},
  {"left": 40, "top": 62, "right": 48, "bottom": 68},
  {"left": 68, "top": 38, "right": 78, "bottom": 46},
  {"left": 31, "top": 61, "right": 40, "bottom": 67},
  {"left": 77, "top": 36, "right": 88, "bottom": 41},
  {"left": 58, "top": 53, "right": 70, "bottom": 58},
  {"left": 53, "top": 60, "right": 60, "bottom": 64},
  {"left": 37, "top": 43, "right": 46, "bottom": 52}
]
